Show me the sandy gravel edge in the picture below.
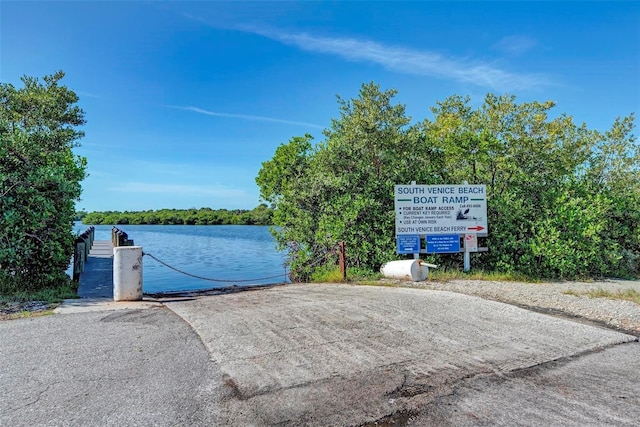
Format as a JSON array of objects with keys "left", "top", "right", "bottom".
[{"left": 393, "top": 279, "right": 640, "bottom": 336}]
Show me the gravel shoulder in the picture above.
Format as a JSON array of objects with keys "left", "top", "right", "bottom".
[{"left": 400, "top": 278, "right": 640, "bottom": 336}]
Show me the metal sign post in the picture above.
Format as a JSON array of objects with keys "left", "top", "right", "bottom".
[{"left": 463, "top": 233, "right": 478, "bottom": 271}]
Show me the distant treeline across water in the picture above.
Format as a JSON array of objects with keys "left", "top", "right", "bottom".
[{"left": 78, "top": 205, "right": 273, "bottom": 226}]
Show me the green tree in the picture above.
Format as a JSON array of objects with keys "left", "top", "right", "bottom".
[
  {"left": 257, "top": 83, "right": 435, "bottom": 279},
  {"left": 258, "top": 83, "right": 638, "bottom": 280},
  {"left": 313, "top": 83, "right": 427, "bottom": 269},
  {"left": 1, "top": 71, "right": 87, "bottom": 291},
  {"left": 256, "top": 134, "right": 320, "bottom": 280},
  {"left": 74, "top": 209, "right": 87, "bottom": 222},
  {"left": 422, "top": 95, "right": 638, "bottom": 278},
  {"left": 247, "top": 204, "right": 273, "bottom": 225}
]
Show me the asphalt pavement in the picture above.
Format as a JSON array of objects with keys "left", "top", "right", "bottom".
[
  {"left": 1, "top": 283, "right": 639, "bottom": 426},
  {"left": 0, "top": 306, "right": 224, "bottom": 426}
]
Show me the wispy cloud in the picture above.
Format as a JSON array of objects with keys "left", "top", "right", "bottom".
[
  {"left": 168, "top": 105, "right": 324, "bottom": 129},
  {"left": 181, "top": 12, "right": 548, "bottom": 91},
  {"left": 240, "top": 26, "right": 548, "bottom": 91},
  {"left": 109, "top": 182, "right": 247, "bottom": 198},
  {"left": 84, "top": 169, "right": 114, "bottom": 178},
  {"left": 76, "top": 91, "right": 101, "bottom": 99},
  {"left": 493, "top": 35, "right": 538, "bottom": 56}
]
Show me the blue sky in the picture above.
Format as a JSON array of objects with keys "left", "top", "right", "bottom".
[{"left": 2, "top": 1, "right": 638, "bottom": 212}]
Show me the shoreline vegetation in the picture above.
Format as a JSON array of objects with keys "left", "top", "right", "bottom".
[
  {"left": 0, "top": 282, "right": 78, "bottom": 320},
  {"left": 4, "top": 73, "right": 637, "bottom": 312},
  {"left": 77, "top": 204, "right": 273, "bottom": 226},
  {"left": 256, "top": 83, "right": 639, "bottom": 281}
]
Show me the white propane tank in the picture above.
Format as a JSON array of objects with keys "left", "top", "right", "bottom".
[{"left": 380, "top": 259, "right": 436, "bottom": 282}]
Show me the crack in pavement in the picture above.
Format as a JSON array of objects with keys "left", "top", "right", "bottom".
[{"left": 8, "top": 383, "right": 52, "bottom": 413}]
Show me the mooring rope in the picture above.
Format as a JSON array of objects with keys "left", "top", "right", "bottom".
[{"left": 142, "top": 252, "right": 288, "bottom": 283}]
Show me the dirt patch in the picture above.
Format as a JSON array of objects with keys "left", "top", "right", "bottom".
[{"left": 0, "top": 301, "right": 55, "bottom": 320}]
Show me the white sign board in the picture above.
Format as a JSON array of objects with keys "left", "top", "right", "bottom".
[
  {"left": 395, "top": 184, "right": 488, "bottom": 235},
  {"left": 464, "top": 233, "right": 478, "bottom": 252}
]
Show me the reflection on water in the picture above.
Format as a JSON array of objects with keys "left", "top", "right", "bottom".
[{"left": 74, "top": 223, "right": 288, "bottom": 293}]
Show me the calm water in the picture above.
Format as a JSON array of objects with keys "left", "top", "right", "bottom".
[{"left": 75, "top": 223, "right": 288, "bottom": 294}]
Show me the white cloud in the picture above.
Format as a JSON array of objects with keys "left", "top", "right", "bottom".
[
  {"left": 241, "top": 26, "right": 548, "bottom": 91},
  {"left": 493, "top": 35, "right": 538, "bottom": 56},
  {"left": 168, "top": 105, "right": 324, "bottom": 129}
]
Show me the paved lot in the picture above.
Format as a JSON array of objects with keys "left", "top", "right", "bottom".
[
  {"left": 0, "top": 307, "right": 223, "bottom": 426},
  {"left": 2, "top": 283, "right": 639, "bottom": 426}
]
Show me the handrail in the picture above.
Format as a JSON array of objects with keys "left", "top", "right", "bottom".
[
  {"left": 112, "top": 226, "right": 134, "bottom": 247},
  {"left": 72, "top": 226, "right": 95, "bottom": 282}
]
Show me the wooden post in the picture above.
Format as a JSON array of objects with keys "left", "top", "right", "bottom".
[
  {"left": 83, "top": 236, "right": 90, "bottom": 258},
  {"left": 88, "top": 227, "right": 94, "bottom": 249},
  {"left": 77, "top": 241, "right": 86, "bottom": 276},
  {"left": 338, "top": 241, "right": 346, "bottom": 281},
  {"left": 73, "top": 241, "right": 81, "bottom": 282}
]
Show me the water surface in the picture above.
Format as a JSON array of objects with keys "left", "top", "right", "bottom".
[{"left": 75, "top": 223, "right": 288, "bottom": 294}]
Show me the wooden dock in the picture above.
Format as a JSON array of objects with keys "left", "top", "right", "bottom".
[{"left": 77, "top": 240, "right": 114, "bottom": 298}]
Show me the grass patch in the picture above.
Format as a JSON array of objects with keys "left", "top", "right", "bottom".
[
  {"left": 428, "top": 268, "right": 539, "bottom": 283},
  {"left": 350, "top": 270, "right": 535, "bottom": 287},
  {"left": 563, "top": 288, "right": 640, "bottom": 304},
  {"left": 0, "top": 282, "right": 79, "bottom": 320},
  {"left": 0, "top": 282, "right": 79, "bottom": 304},
  {"left": 347, "top": 267, "right": 384, "bottom": 281},
  {"left": 310, "top": 266, "right": 345, "bottom": 283},
  {"left": 2, "top": 309, "right": 56, "bottom": 321},
  {"left": 311, "top": 264, "right": 541, "bottom": 285}
]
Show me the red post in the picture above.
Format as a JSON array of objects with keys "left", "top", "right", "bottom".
[{"left": 338, "top": 241, "right": 346, "bottom": 281}]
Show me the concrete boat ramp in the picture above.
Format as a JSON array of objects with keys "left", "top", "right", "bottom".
[{"left": 2, "top": 284, "right": 639, "bottom": 426}]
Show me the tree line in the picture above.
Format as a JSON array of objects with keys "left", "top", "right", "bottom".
[
  {"left": 257, "top": 82, "right": 639, "bottom": 280},
  {"left": 80, "top": 205, "right": 273, "bottom": 226},
  {"left": 2, "top": 72, "right": 637, "bottom": 292}
]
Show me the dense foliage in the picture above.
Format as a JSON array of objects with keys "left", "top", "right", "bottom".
[
  {"left": 1, "top": 72, "right": 87, "bottom": 292},
  {"left": 74, "top": 209, "right": 88, "bottom": 222},
  {"left": 257, "top": 82, "right": 639, "bottom": 280},
  {"left": 82, "top": 205, "right": 273, "bottom": 226}
]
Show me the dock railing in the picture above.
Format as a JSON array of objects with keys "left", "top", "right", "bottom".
[
  {"left": 73, "top": 226, "right": 95, "bottom": 282},
  {"left": 112, "top": 226, "right": 134, "bottom": 247}
]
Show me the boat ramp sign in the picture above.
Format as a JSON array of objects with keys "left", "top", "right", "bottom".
[{"left": 395, "top": 184, "right": 488, "bottom": 235}]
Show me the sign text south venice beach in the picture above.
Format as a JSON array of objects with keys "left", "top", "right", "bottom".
[{"left": 395, "top": 184, "right": 488, "bottom": 235}]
